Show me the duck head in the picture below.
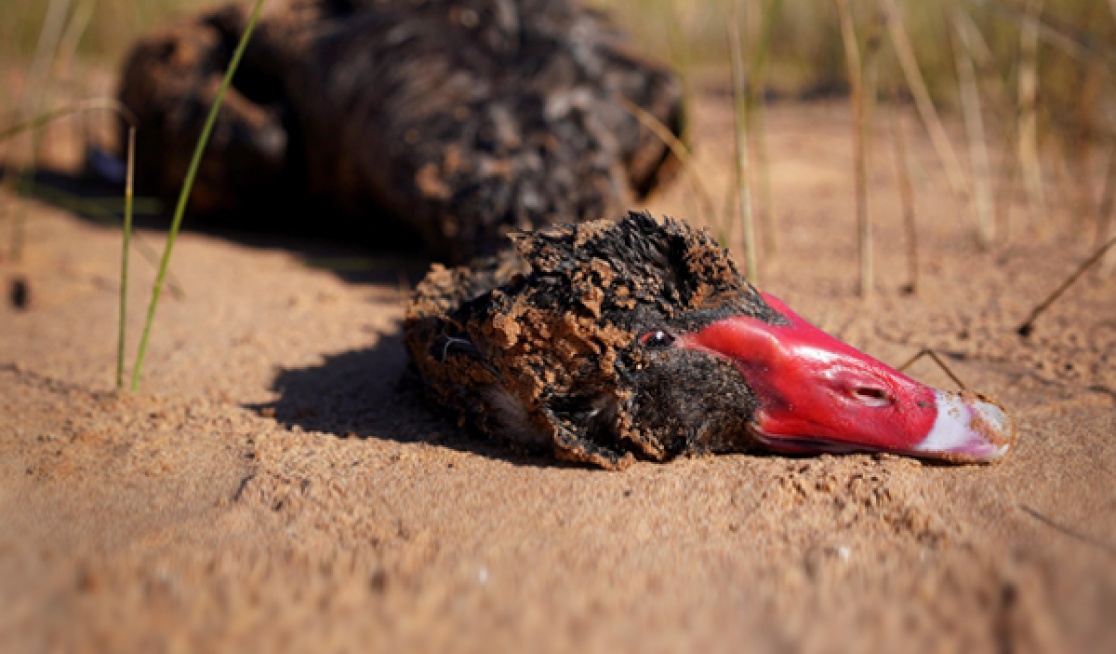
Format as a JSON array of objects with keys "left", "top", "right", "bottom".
[{"left": 405, "top": 211, "right": 1015, "bottom": 469}]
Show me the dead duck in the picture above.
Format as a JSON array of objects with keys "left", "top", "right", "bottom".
[
  {"left": 116, "top": 0, "right": 682, "bottom": 261},
  {"left": 404, "top": 211, "right": 1016, "bottom": 469}
]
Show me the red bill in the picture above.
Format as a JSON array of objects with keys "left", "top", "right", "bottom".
[{"left": 677, "top": 292, "right": 1015, "bottom": 463}]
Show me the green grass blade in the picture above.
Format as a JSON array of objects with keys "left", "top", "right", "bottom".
[
  {"left": 130, "top": 0, "right": 267, "bottom": 392},
  {"left": 18, "top": 181, "right": 183, "bottom": 297}
]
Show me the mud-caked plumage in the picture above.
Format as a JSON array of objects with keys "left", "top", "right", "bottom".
[
  {"left": 118, "top": 0, "right": 683, "bottom": 261},
  {"left": 405, "top": 211, "right": 785, "bottom": 469}
]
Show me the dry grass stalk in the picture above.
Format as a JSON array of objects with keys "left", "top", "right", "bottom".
[
  {"left": 26, "top": 0, "right": 72, "bottom": 115},
  {"left": 980, "top": 0, "right": 1104, "bottom": 65},
  {"left": 51, "top": 0, "right": 98, "bottom": 168},
  {"left": 618, "top": 97, "right": 719, "bottom": 238},
  {"left": 663, "top": 0, "right": 694, "bottom": 147},
  {"left": 1021, "top": 505, "right": 1116, "bottom": 556},
  {"left": 835, "top": 0, "right": 873, "bottom": 297},
  {"left": 116, "top": 126, "right": 135, "bottom": 390},
  {"left": 881, "top": 0, "right": 970, "bottom": 211},
  {"left": 728, "top": 14, "right": 758, "bottom": 283},
  {"left": 722, "top": 182, "right": 737, "bottom": 248},
  {"left": 0, "top": 98, "right": 135, "bottom": 143},
  {"left": 660, "top": 0, "right": 701, "bottom": 233},
  {"left": 746, "top": 0, "right": 783, "bottom": 256},
  {"left": 862, "top": 6, "right": 883, "bottom": 289},
  {"left": 1096, "top": 141, "right": 1116, "bottom": 272},
  {"left": 897, "top": 348, "right": 967, "bottom": 390},
  {"left": 751, "top": 95, "right": 775, "bottom": 255},
  {"left": 1017, "top": 231, "right": 1116, "bottom": 336},
  {"left": 890, "top": 108, "right": 919, "bottom": 294},
  {"left": 995, "top": 138, "right": 1021, "bottom": 243},
  {"left": 1068, "top": 57, "right": 1106, "bottom": 238},
  {"left": 952, "top": 8, "right": 1020, "bottom": 242},
  {"left": 0, "top": 98, "right": 144, "bottom": 282},
  {"left": 1049, "top": 140, "right": 1080, "bottom": 237},
  {"left": 6, "top": 0, "right": 73, "bottom": 262},
  {"left": 1017, "top": 0, "right": 1046, "bottom": 225},
  {"left": 951, "top": 9, "right": 996, "bottom": 248},
  {"left": 55, "top": 0, "right": 97, "bottom": 76}
]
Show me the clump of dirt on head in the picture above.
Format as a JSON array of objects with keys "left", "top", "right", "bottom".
[
  {"left": 405, "top": 211, "right": 781, "bottom": 469},
  {"left": 117, "top": 0, "right": 683, "bottom": 262}
]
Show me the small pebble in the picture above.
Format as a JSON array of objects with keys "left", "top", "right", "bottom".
[{"left": 9, "top": 276, "right": 29, "bottom": 310}]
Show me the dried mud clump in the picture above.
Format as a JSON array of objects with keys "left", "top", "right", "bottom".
[
  {"left": 405, "top": 211, "right": 781, "bottom": 469},
  {"left": 118, "top": 0, "right": 683, "bottom": 262}
]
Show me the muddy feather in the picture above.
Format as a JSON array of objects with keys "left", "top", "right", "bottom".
[{"left": 405, "top": 211, "right": 779, "bottom": 469}]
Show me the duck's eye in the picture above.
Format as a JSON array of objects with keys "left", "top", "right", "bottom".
[{"left": 639, "top": 329, "right": 676, "bottom": 348}]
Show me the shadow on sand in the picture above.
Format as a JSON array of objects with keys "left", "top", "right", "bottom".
[
  {"left": 9, "top": 166, "right": 560, "bottom": 464},
  {"left": 7, "top": 166, "right": 435, "bottom": 286},
  {"left": 12, "top": 166, "right": 574, "bottom": 467},
  {"left": 248, "top": 331, "right": 569, "bottom": 469}
]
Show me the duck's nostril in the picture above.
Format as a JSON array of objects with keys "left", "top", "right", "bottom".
[{"left": 853, "top": 387, "right": 891, "bottom": 406}]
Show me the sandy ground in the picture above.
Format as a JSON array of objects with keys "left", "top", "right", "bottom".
[{"left": 1, "top": 93, "right": 1114, "bottom": 653}]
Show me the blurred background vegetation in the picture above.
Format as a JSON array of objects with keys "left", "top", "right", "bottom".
[
  {"left": 0, "top": 0, "right": 212, "bottom": 63},
  {"left": 0, "top": 2, "right": 1108, "bottom": 89},
  {"left": 1, "top": 0, "right": 1113, "bottom": 138},
  {"left": 2, "top": 0, "right": 1107, "bottom": 110},
  {"left": 602, "top": 0, "right": 1115, "bottom": 138},
  {"left": 2, "top": 0, "right": 1115, "bottom": 231}
]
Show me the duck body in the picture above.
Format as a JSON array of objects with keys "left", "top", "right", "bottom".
[
  {"left": 405, "top": 212, "right": 1016, "bottom": 469},
  {"left": 117, "top": 0, "right": 682, "bottom": 261}
]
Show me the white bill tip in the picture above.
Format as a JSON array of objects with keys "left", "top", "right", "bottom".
[{"left": 915, "top": 390, "right": 1015, "bottom": 463}]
